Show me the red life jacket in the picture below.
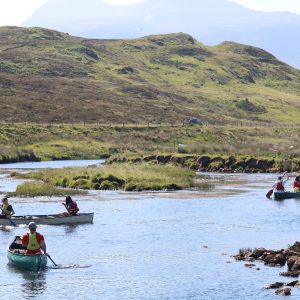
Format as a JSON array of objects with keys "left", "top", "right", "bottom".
[
  {"left": 294, "top": 180, "right": 300, "bottom": 188},
  {"left": 276, "top": 181, "right": 284, "bottom": 191}
]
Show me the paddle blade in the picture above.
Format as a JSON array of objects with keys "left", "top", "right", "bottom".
[{"left": 266, "top": 189, "right": 273, "bottom": 198}]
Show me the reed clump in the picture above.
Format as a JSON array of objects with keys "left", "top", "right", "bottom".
[{"left": 16, "top": 163, "right": 212, "bottom": 192}]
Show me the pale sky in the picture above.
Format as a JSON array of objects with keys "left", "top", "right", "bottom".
[{"left": 0, "top": 0, "right": 300, "bottom": 26}]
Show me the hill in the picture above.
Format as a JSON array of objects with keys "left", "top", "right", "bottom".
[
  {"left": 0, "top": 26, "right": 300, "bottom": 124},
  {"left": 23, "top": 0, "right": 300, "bottom": 68}
]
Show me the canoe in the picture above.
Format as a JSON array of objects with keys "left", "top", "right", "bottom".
[
  {"left": 0, "top": 213, "right": 94, "bottom": 226},
  {"left": 7, "top": 236, "right": 47, "bottom": 271},
  {"left": 274, "top": 192, "right": 300, "bottom": 201}
]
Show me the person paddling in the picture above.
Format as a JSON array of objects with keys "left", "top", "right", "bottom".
[
  {"left": 62, "top": 196, "right": 79, "bottom": 216},
  {"left": 22, "top": 222, "right": 47, "bottom": 255},
  {"left": 0, "top": 197, "right": 15, "bottom": 219},
  {"left": 273, "top": 172, "right": 289, "bottom": 193},
  {"left": 294, "top": 175, "right": 300, "bottom": 192}
]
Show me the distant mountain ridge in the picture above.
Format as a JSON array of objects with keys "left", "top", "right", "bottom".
[
  {"left": 23, "top": 0, "right": 300, "bottom": 68},
  {"left": 0, "top": 26, "right": 299, "bottom": 124}
]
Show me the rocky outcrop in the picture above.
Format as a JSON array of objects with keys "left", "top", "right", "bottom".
[
  {"left": 107, "top": 154, "right": 290, "bottom": 173},
  {"left": 234, "top": 242, "right": 300, "bottom": 295}
]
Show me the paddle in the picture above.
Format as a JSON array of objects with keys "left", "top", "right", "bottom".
[
  {"left": 47, "top": 254, "right": 58, "bottom": 266},
  {"left": 0, "top": 207, "right": 17, "bottom": 227},
  {"left": 266, "top": 188, "right": 274, "bottom": 198},
  {"left": 46, "top": 254, "right": 90, "bottom": 269}
]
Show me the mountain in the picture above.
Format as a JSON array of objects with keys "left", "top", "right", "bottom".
[
  {"left": 0, "top": 26, "right": 300, "bottom": 124},
  {"left": 23, "top": 0, "right": 300, "bottom": 68}
]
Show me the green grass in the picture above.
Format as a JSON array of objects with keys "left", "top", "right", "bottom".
[
  {"left": 16, "top": 163, "right": 208, "bottom": 192},
  {"left": 1, "top": 123, "right": 300, "bottom": 164},
  {"left": 10, "top": 182, "right": 86, "bottom": 197}
]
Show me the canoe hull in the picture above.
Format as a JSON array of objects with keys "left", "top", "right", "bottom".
[
  {"left": 274, "top": 192, "right": 300, "bottom": 201},
  {"left": 7, "top": 236, "right": 47, "bottom": 271},
  {"left": 7, "top": 251, "right": 47, "bottom": 271},
  {"left": 0, "top": 213, "right": 93, "bottom": 226}
]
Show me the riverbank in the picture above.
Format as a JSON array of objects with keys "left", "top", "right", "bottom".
[
  {"left": 1, "top": 123, "right": 300, "bottom": 165},
  {"left": 107, "top": 153, "right": 298, "bottom": 173}
]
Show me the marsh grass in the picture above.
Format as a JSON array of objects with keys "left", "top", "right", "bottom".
[
  {"left": 18, "top": 163, "right": 205, "bottom": 192},
  {"left": 10, "top": 182, "right": 86, "bottom": 197}
]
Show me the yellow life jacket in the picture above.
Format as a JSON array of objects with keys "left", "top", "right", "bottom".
[
  {"left": 1, "top": 203, "right": 9, "bottom": 215},
  {"left": 27, "top": 233, "right": 40, "bottom": 251}
]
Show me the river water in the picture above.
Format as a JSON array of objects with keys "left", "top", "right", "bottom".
[{"left": 0, "top": 162, "right": 300, "bottom": 299}]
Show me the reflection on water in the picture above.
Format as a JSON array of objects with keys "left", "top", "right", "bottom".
[
  {"left": 63, "top": 225, "right": 80, "bottom": 235},
  {"left": 7, "top": 265, "right": 47, "bottom": 299}
]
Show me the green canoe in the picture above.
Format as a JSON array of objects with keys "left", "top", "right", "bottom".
[
  {"left": 7, "top": 236, "right": 47, "bottom": 271},
  {"left": 274, "top": 191, "right": 300, "bottom": 201}
]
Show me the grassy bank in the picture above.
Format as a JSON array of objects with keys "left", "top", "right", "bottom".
[
  {"left": 1, "top": 123, "right": 300, "bottom": 164},
  {"left": 9, "top": 182, "right": 86, "bottom": 197},
  {"left": 14, "top": 163, "right": 212, "bottom": 192}
]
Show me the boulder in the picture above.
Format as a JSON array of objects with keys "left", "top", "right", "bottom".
[
  {"left": 280, "top": 271, "right": 300, "bottom": 277},
  {"left": 291, "top": 258, "right": 300, "bottom": 271},
  {"left": 275, "top": 288, "right": 291, "bottom": 295},
  {"left": 196, "top": 156, "right": 211, "bottom": 169},
  {"left": 264, "top": 282, "right": 284, "bottom": 289},
  {"left": 287, "top": 256, "right": 300, "bottom": 271},
  {"left": 263, "top": 252, "right": 286, "bottom": 266},
  {"left": 286, "top": 280, "right": 299, "bottom": 287},
  {"left": 249, "top": 248, "right": 267, "bottom": 259},
  {"left": 245, "top": 158, "right": 257, "bottom": 169}
]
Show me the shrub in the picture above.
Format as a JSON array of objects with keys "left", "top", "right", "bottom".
[{"left": 100, "top": 180, "right": 118, "bottom": 190}]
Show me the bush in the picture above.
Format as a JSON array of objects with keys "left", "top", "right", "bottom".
[
  {"left": 70, "top": 178, "right": 90, "bottom": 189},
  {"left": 100, "top": 180, "right": 118, "bottom": 190}
]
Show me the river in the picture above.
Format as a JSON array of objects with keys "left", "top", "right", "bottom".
[{"left": 0, "top": 161, "right": 300, "bottom": 299}]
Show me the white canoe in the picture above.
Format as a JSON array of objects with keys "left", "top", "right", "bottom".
[{"left": 0, "top": 213, "right": 93, "bottom": 226}]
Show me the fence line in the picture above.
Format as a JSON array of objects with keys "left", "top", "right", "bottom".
[{"left": 0, "top": 120, "right": 300, "bottom": 129}]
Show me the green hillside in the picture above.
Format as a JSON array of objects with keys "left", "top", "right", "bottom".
[{"left": 0, "top": 26, "right": 299, "bottom": 124}]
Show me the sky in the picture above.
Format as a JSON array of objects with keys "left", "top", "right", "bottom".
[{"left": 0, "top": 0, "right": 300, "bottom": 26}]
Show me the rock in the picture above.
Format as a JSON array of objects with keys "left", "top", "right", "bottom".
[
  {"left": 256, "top": 159, "right": 274, "bottom": 171},
  {"left": 224, "top": 156, "right": 236, "bottom": 167},
  {"left": 196, "top": 156, "right": 211, "bottom": 169},
  {"left": 287, "top": 242, "right": 300, "bottom": 254},
  {"left": 156, "top": 155, "right": 171, "bottom": 164},
  {"left": 249, "top": 248, "right": 267, "bottom": 259},
  {"left": 287, "top": 256, "right": 300, "bottom": 271},
  {"left": 275, "top": 288, "right": 291, "bottom": 295},
  {"left": 291, "top": 258, "right": 300, "bottom": 271},
  {"left": 264, "top": 282, "right": 284, "bottom": 289},
  {"left": 245, "top": 158, "right": 257, "bottom": 169},
  {"left": 280, "top": 271, "right": 300, "bottom": 277},
  {"left": 245, "top": 263, "right": 256, "bottom": 268},
  {"left": 286, "top": 280, "right": 299, "bottom": 287},
  {"left": 117, "top": 66, "right": 135, "bottom": 74},
  {"left": 263, "top": 252, "right": 286, "bottom": 266}
]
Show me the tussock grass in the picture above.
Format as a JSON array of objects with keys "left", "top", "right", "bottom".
[
  {"left": 18, "top": 163, "right": 208, "bottom": 191},
  {"left": 10, "top": 182, "right": 85, "bottom": 197}
]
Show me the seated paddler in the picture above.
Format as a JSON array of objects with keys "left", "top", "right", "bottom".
[
  {"left": 22, "top": 222, "right": 47, "bottom": 255},
  {"left": 0, "top": 196, "right": 15, "bottom": 219},
  {"left": 62, "top": 196, "right": 79, "bottom": 216}
]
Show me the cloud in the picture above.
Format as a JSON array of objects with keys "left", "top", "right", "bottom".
[{"left": 0, "top": 0, "right": 47, "bottom": 26}]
